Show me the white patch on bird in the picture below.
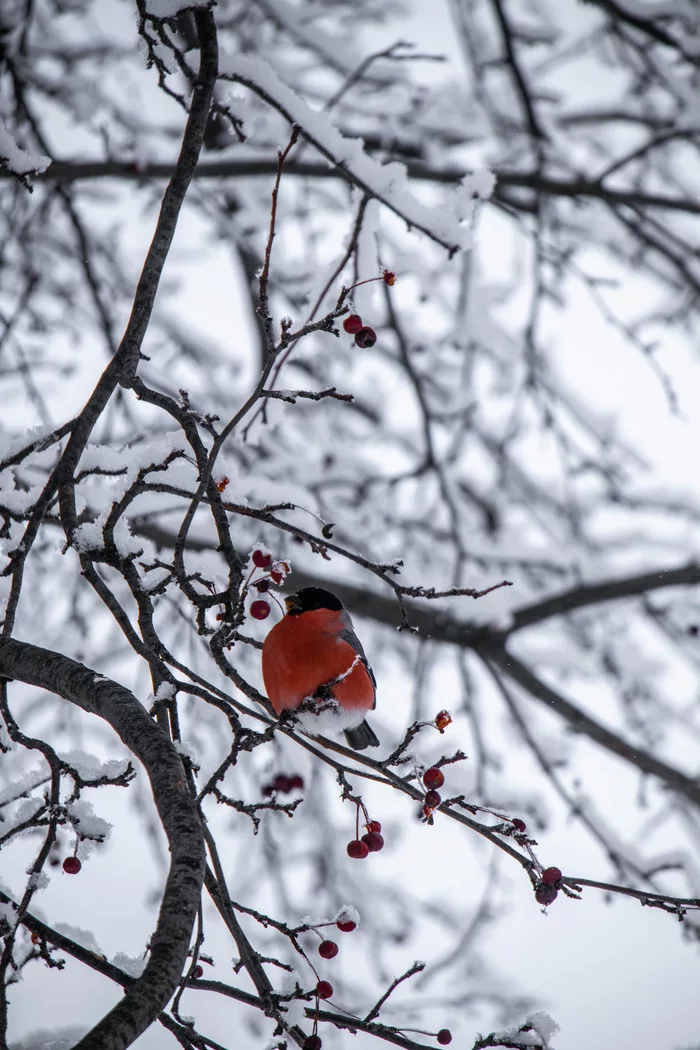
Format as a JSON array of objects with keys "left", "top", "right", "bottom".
[{"left": 291, "top": 655, "right": 366, "bottom": 735}]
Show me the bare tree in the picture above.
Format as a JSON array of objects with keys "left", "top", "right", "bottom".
[{"left": 2, "top": 1, "right": 700, "bottom": 1048}]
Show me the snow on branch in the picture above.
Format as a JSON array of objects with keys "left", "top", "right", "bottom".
[
  {"left": 0, "top": 118, "right": 50, "bottom": 189},
  {"left": 220, "top": 54, "right": 488, "bottom": 255}
]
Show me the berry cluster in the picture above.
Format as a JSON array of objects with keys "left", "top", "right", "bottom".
[
  {"left": 247, "top": 549, "right": 290, "bottom": 621},
  {"left": 342, "top": 313, "right": 376, "bottom": 348},
  {"left": 535, "top": 866, "right": 563, "bottom": 906},
  {"left": 262, "top": 773, "right": 304, "bottom": 797},
  {"left": 302, "top": 912, "right": 363, "bottom": 1046},
  {"left": 306, "top": 906, "right": 451, "bottom": 1050},
  {"left": 346, "top": 819, "right": 384, "bottom": 859},
  {"left": 338, "top": 269, "right": 397, "bottom": 350},
  {"left": 422, "top": 767, "right": 444, "bottom": 820}
]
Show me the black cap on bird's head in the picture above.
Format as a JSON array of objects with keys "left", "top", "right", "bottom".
[{"left": 284, "top": 587, "right": 344, "bottom": 615}]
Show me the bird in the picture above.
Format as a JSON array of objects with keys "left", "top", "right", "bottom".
[{"left": 261, "top": 586, "right": 380, "bottom": 750}]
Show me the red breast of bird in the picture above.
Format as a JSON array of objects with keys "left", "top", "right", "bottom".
[{"left": 262, "top": 605, "right": 375, "bottom": 725}]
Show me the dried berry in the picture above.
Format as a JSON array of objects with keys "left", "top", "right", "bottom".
[
  {"left": 367, "top": 820, "right": 381, "bottom": 834},
  {"left": 435, "top": 710, "right": 452, "bottom": 732},
  {"left": 252, "top": 550, "right": 272, "bottom": 569},
  {"left": 424, "top": 790, "right": 441, "bottom": 809},
  {"left": 192, "top": 965, "right": 203, "bottom": 979},
  {"left": 354, "top": 326, "right": 377, "bottom": 349},
  {"left": 512, "top": 818, "right": 527, "bottom": 833},
  {"left": 535, "top": 885, "right": 558, "bottom": 906},
  {"left": 382, "top": 270, "right": 396, "bottom": 286},
  {"left": 541, "top": 866, "right": 562, "bottom": 886}
]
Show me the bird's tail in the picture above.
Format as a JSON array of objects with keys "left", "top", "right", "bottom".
[{"left": 345, "top": 720, "right": 380, "bottom": 751}]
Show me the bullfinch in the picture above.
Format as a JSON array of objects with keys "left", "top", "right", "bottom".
[{"left": 261, "top": 586, "right": 380, "bottom": 750}]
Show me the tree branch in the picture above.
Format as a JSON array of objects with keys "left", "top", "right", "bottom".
[{"left": 0, "top": 639, "right": 205, "bottom": 1050}]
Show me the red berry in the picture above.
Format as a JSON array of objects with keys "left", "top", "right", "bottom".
[
  {"left": 343, "top": 313, "right": 363, "bottom": 334},
  {"left": 318, "top": 940, "right": 338, "bottom": 959},
  {"left": 261, "top": 783, "right": 274, "bottom": 797},
  {"left": 535, "top": 885, "right": 558, "bottom": 906},
  {"left": 423, "top": 767, "right": 444, "bottom": 791},
  {"left": 254, "top": 578, "right": 270, "bottom": 592},
  {"left": 541, "top": 866, "right": 562, "bottom": 886},
  {"left": 382, "top": 270, "right": 396, "bottom": 286},
  {"left": 337, "top": 920, "right": 356, "bottom": 933},
  {"left": 437, "top": 1031, "right": 452, "bottom": 1045},
  {"left": 63, "top": 857, "right": 81, "bottom": 875},
  {"left": 316, "top": 980, "right": 333, "bottom": 999},
  {"left": 354, "top": 326, "right": 377, "bottom": 349},
  {"left": 347, "top": 839, "right": 369, "bottom": 859},
  {"left": 192, "top": 965, "right": 203, "bottom": 979},
  {"left": 424, "top": 789, "right": 441, "bottom": 809},
  {"left": 361, "top": 831, "right": 384, "bottom": 852},
  {"left": 367, "top": 820, "right": 381, "bottom": 834},
  {"left": 289, "top": 774, "right": 304, "bottom": 790},
  {"left": 31, "top": 932, "right": 42, "bottom": 945},
  {"left": 304, "top": 1037, "right": 322, "bottom": 1050},
  {"left": 252, "top": 550, "right": 272, "bottom": 568},
  {"left": 512, "top": 819, "right": 527, "bottom": 833},
  {"left": 250, "top": 599, "right": 270, "bottom": 620},
  {"left": 215, "top": 475, "right": 229, "bottom": 493},
  {"left": 273, "top": 774, "right": 292, "bottom": 793},
  {"left": 435, "top": 710, "right": 452, "bottom": 732}
]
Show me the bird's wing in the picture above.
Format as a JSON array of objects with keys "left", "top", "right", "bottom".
[{"left": 339, "top": 610, "right": 376, "bottom": 708}]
